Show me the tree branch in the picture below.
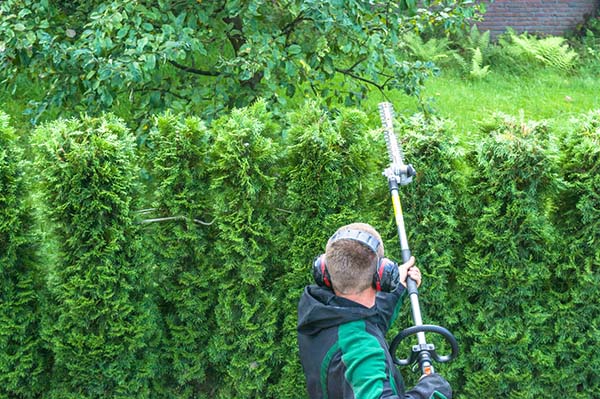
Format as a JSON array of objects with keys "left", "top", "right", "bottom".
[
  {"left": 223, "top": 15, "right": 245, "bottom": 54},
  {"left": 168, "top": 60, "right": 219, "bottom": 76},
  {"left": 282, "top": 12, "right": 308, "bottom": 44},
  {"left": 334, "top": 67, "right": 384, "bottom": 91}
]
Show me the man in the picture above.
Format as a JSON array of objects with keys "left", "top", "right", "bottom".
[{"left": 298, "top": 222, "right": 452, "bottom": 399}]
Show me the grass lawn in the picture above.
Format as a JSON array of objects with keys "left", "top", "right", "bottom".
[{"left": 365, "top": 68, "right": 600, "bottom": 142}]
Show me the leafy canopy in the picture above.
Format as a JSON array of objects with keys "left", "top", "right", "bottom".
[{"left": 0, "top": 0, "right": 485, "bottom": 124}]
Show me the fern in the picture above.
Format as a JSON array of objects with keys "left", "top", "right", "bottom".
[
  {"left": 535, "top": 36, "right": 579, "bottom": 71},
  {"left": 401, "top": 32, "right": 454, "bottom": 64},
  {"left": 507, "top": 32, "right": 579, "bottom": 71},
  {"left": 469, "top": 47, "right": 490, "bottom": 79},
  {"left": 451, "top": 25, "right": 492, "bottom": 78}
]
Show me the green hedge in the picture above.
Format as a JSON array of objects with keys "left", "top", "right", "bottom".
[
  {"left": 33, "top": 115, "right": 160, "bottom": 398},
  {"left": 1, "top": 105, "right": 599, "bottom": 397},
  {"left": 143, "top": 112, "right": 215, "bottom": 398},
  {"left": 552, "top": 110, "right": 600, "bottom": 397},
  {"left": 0, "top": 112, "right": 49, "bottom": 398},
  {"left": 457, "top": 113, "right": 561, "bottom": 397}
]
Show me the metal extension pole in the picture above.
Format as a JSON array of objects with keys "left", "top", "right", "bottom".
[
  {"left": 379, "top": 101, "right": 434, "bottom": 375},
  {"left": 388, "top": 177, "right": 434, "bottom": 375}
]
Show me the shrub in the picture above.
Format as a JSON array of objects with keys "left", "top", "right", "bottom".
[
  {"left": 33, "top": 115, "right": 160, "bottom": 398},
  {"left": 377, "top": 113, "right": 468, "bottom": 386},
  {"left": 0, "top": 112, "right": 49, "bottom": 398},
  {"left": 458, "top": 113, "right": 562, "bottom": 398},
  {"left": 143, "top": 112, "right": 216, "bottom": 398},
  {"left": 203, "top": 100, "right": 284, "bottom": 398},
  {"left": 270, "top": 102, "right": 382, "bottom": 397},
  {"left": 551, "top": 110, "right": 600, "bottom": 397}
]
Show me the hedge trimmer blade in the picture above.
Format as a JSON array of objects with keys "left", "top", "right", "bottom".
[
  {"left": 378, "top": 102, "right": 413, "bottom": 185},
  {"left": 378, "top": 102, "right": 404, "bottom": 166}
]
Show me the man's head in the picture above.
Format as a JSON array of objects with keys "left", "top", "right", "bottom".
[{"left": 325, "top": 223, "right": 385, "bottom": 295}]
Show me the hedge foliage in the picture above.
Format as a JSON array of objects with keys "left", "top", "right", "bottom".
[
  {"left": 33, "top": 115, "right": 160, "bottom": 398},
  {"left": 0, "top": 112, "right": 49, "bottom": 398},
  {"left": 1, "top": 105, "right": 599, "bottom": 398},
  {"left": 553, "top": 110, "right": 600, "bottom": 397}
]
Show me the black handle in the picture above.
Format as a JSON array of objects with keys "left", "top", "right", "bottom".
[{"left": 390, "top": 324, "right": 459, "bottom": 367}]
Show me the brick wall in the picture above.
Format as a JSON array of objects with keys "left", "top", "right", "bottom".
[{"left": 476, "top": 0, "right": 599, "bottom": 37}]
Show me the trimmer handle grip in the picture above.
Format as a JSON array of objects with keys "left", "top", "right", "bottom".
[{"left": 390, "top": 324, "right": 459, "bottom": 367}]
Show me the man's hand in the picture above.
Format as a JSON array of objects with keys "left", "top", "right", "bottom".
[{"left": 399, "top": 256, "right": 421, "bottom": 288}]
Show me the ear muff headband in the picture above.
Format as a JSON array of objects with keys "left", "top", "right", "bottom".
[
  {"left": 313, "top": 229, "right": 400, "bottom": 293},
  {"left": 327, "top": 229, "right": 381, "bottom": 255}
]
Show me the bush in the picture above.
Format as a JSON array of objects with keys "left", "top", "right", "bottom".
[
  {"left": 33, "top": 115, "right": 160, "bottom": 398},
  {"left": 271, "top": 102, "right": 382, "bottom": 397},
  {"left": 458, "top": 113, "right": 562, "bottom": 397},
  {"left": 0, "top": 112, "right": 49, "bottom": 398},
  {"left": 143, "top": 112, "right": 216, "bottom": 398},
  {"left": 551, "top": 110, "right": 600, "bottom": 397},
  {"left": 203, "top": 100, "right": 284, "bottom": 398}
]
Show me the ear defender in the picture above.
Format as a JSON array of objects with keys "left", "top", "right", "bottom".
[
  {"left": 312, "top": 229, "right": 400, "bottom": 293},
  {"left": 373, "top": 258, "right": 400, "bottom": 292},
  {"left": 312, "top": 254, "right": 332, "bottom": 289}
]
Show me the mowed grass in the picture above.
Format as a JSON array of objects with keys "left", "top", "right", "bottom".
[{"left": 366, "top": 67, "right": 600, "bottom": 142}]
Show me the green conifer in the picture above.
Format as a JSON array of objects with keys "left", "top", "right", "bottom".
[
  {"left": 205, "top": 100, "right": 283, "bottom": 398},
  {"left": 552, "top": 110, "right": 600, "bottom": 397},
  {"left": 33, "top": 115, "right": 160, "bottom": 398},
  {"left": 271, "top": 102, "right": 380, "bottom": 397},
  {"left": 459, "top": 113, "right": 560, "bottom": 397},
  {"left": 144, "top": 113, "right": 216, "bottom": 398},
  {"left": 0, "top": 112, "right": 49, "bottom": 398}
]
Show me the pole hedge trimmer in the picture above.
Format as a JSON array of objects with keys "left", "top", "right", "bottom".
[{"left": 378, "top": 102, "right": 459, "bottom": 376}]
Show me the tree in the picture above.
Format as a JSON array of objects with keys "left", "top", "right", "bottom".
[
  {"left": 143, "top": 113, "right": 217, "bottom": 398},
  {"left": 0, "top": 0, "right": 486, "bottom": 125}
]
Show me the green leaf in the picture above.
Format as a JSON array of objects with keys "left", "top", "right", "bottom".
[
  {"left": 117, "top": 27, "right": 129, "bottom": 39},
  {"left": 144, "top": 53, "right": 156, "bottom": 70},
  {"left": 287, "top": 44, "right": 302, "bottom": 55}
]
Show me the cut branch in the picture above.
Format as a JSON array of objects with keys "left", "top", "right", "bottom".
[{"left": 141, "top": 215, "right": 215, "bottom": 226}]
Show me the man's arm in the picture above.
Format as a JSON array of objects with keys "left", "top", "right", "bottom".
[
  {"left": 375, "top": 257, "right": 419, "bottom": 332},
  {"left": 338, "top": 320, "right": 402, "bottom": 398}
]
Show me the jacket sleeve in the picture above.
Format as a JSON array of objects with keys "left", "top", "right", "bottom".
[
  {"left": 404, "top": 374, "right": 453, "bottom": 399},
  {"left": 375, "top": 285, "right": 406, "bottom": 333}
]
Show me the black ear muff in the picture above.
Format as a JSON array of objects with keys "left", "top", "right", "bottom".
[
  {"left": 312, "top": 254, "right": 332, "bottom": 288},
  {"left": 373, "top": 257, "right": 400, "bottom": 292}
]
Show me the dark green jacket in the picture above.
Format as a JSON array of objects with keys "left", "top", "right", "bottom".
[{"left": 297, "top": 285, "right": 451, "bottom": 399}]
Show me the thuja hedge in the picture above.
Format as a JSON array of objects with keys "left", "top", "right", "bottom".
[
  {"left": 0, "top": 112, "right": 49, "bottom": 398},
  {"left": 458, "top": 114, "right": 562, "bottom": 397},
  {"left": 33, "top": 115, "right": 160, "bottom": 398},
  {"left": 2, "top": 105, "right": 599, "bottom": 397},
  {"left": 553, "top": 110, "right": 600, "bottom": 397}
]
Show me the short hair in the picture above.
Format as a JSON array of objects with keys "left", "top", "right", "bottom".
[{"left": 325, "top": 223, "right": 385, "bottom": 294}]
